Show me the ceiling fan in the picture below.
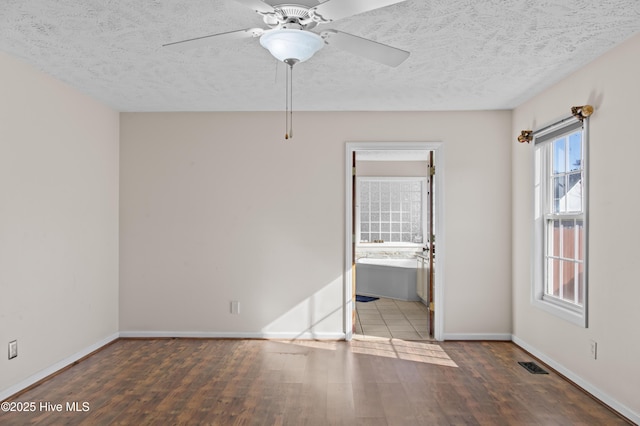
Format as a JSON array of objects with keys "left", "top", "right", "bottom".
[
  {"left": 163, "top": 0, "right": 411, "bottom": 67},
  {"left": 164, "top": 0, "right": 410, "bottom": 139}
]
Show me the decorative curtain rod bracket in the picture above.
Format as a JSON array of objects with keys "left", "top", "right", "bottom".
[
  {"left": 571, "top": 104, "right": 594, "bottom": 121},
  {"left": 517, "top": 130, "right": 533, "bottom": 144}
]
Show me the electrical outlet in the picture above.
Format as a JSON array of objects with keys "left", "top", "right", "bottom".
[
  {"left": 590, "top": 340, "right": 597, "bottom": 360},
  {"left": 230, "top": 301, "right": 240, "bottom": 315},
  {"left": 8, "top": 340, "right": 17, "bottom": 360}
]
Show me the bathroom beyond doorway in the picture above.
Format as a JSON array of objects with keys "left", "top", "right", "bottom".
[{"left": 355, "top": 297, "right": 431, "bottom": 340}]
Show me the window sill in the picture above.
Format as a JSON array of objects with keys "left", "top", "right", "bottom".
[{"left": 531, "top": 297, "right": 587, "bottom": 328}]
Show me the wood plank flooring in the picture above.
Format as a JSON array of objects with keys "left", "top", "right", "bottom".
[{"left": 1, "top": 338, "right": 630, "bottom": 425}]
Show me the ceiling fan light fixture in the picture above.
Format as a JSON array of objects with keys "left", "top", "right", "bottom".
[{"left": 259, "top": 28, "right": 324, "bottom": 63}]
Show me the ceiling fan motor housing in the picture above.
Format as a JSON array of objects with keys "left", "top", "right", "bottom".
[{"left": 263, "top": 4, "right": 317, "bottom": 30}]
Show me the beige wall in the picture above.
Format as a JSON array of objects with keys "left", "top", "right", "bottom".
[
  {"left": 119, "top": 110, "right": 513, "bottom": 338},
  {"left": 356, "top": 160, "right": 429, "bottom": 177},
  {"left": 512, "top": 33, "right": 640, "bottom": 418},
  {"left": 0, "top": 52, "right": 120, "bottom": 396}
]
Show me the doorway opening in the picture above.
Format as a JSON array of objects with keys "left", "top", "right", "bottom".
[{"left": 345, "top": 142, "right": 444, "bottom": 341}]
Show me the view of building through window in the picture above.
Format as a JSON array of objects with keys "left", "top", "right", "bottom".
[{"left": 545, "top": 131, "right": 585, "bottom": 307}]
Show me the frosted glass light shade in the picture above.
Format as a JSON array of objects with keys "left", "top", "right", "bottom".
[{"left": 259, "top": 29, "right": 324, "bottom": 63}]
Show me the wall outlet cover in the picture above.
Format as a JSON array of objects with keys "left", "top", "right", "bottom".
[{"left": 9, "top": 340, "right": 17, "bottom": 359}]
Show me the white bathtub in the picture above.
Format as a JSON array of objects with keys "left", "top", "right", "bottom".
[
  {"left": 356, "top": 258, "right": 419, "bottom": 301},
  {"left": 357, "top": 258, "right": 417, "bottom": 268}
]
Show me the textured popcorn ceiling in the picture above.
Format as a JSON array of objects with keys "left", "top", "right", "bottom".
[{"left": 1, "top": 0, "right": 640, "bottom": 112}]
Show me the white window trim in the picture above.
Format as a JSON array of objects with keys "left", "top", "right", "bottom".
[
  {"left": 355, "top": 176, "right": 428, "bottom": 247},
  {"left": 532, "top": 115, "right": 589, "bottom": 328}
]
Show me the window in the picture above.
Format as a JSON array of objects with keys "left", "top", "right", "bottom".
[
  {"left": 357, "top": 177, "right": 426, "bottom": 245},
  {"left": 533, "top": 118, "right": 588, "bottom": 326}
]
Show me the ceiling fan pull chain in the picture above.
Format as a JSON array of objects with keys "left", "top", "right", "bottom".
[
  {"left": 284, "top": 60, "right": 295, "bottom": 140},
  {"left": 289, "top": 62, "right": 293, "bottom": 139},
  {"left": 285, "top": 62, "right": 290, "bottom": 139}
]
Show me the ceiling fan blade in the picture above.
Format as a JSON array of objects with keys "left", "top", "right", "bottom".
[
  {"left": 321, "top": 30, "right": 409, "bottom": 67},
  {"left": 234, "top": 0, "right": 277, "bottom": 15},
  {"left": 163, "top": 28, "right": 264, "bottom": 51},
  {"left": 310, "top": 0, "right": 407, "bottom": 23}
]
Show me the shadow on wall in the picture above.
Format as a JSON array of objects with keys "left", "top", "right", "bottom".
[{"left": 261, "top": 276, "right": 345, "bottom": 339}]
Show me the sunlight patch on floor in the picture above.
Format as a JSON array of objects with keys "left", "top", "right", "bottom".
[
  {"left": 350, "top": 336, "right": 458, "bottom": 367},
  {"left": 283, "top": 339, "right": 339, "bottom": 351},
  {"left": 279, "top": 336, "right": 457, "bottom": 367}
]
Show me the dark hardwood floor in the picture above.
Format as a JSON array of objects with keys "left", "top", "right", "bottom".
[{"left": 1, "top": 338, "right": 630, "bottom": 425}]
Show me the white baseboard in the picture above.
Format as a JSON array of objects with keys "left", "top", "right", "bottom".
[
  {"left": 119, "top": 331, "right": 346, "bottom": 340},
  {"left": 0, "top": 332, "right": 119, "bottom": 402},
  {"left": 512, "top": 335, "right": 639, "bottom": 425},
  {"left": 119, "top": 331, "right": 264, "bottom": 339},
  {"left": 262, "top": 332, "right": 346, "bottom": 340},
  {"left": 442, "top": 333, "right": 512, "bottom": 341}
]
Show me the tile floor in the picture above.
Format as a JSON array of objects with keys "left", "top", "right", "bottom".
[{"left": 355, "top": 297, "right": 431, "bottom": 340}]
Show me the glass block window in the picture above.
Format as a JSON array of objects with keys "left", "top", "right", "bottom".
[{"left": 357, "top": 178, "right": 426, "bottom": 244}]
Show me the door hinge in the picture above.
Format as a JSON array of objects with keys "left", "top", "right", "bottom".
[
  {"left": 429, "top": 166, "right": 436, "bottom": 176},
  {"left": 352, "top": 167, "right": 356, "bottom": 176},
  {"left": 429, "top": 302, "right": 434, "bottom": 312}
]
